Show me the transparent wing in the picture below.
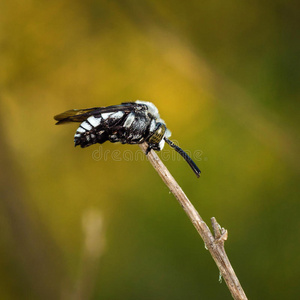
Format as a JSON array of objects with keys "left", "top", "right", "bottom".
[
  {"left": 54, "top": 108, "right": 99, "bottom": 124},
  {"left": 54, "top": 102, "right": 139, "bottom": 125}
]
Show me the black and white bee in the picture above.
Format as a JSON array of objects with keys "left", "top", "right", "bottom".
[{"left": 54, "top": 100, "right": 201, "bottom": 177}]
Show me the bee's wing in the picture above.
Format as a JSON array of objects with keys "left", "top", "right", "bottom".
[
  {"left": 54, "top": 108, "right": 100, "bottom": 124},
  {"left": 54, "top": 103, "right": 138, "bottom": 125}
]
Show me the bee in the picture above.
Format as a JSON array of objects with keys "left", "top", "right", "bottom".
[{"left": 54, "top": 100, "right": 201, "bottom": 177}]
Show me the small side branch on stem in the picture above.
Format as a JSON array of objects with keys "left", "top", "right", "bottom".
[
  {"left": 139, "top": 143, "right": 248, "bottom": 300},
  {"left": 211, "top": 217, "right": 228, "bottom": 244}
]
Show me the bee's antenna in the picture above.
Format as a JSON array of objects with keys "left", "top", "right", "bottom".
[{"left": 164, "top": 138, "right": 201, "bottom": 178}]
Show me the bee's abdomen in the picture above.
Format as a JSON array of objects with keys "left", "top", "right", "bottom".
[
  {"left": 74, "top": 110, "right": 153, "bottom": 148},
  {"left": 74, "top": 116, "right": 108, "bottom": 148}
]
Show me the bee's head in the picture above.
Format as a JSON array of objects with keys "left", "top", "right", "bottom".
[
  {"left": 148, "top": 123, "right": 171, "bottom": 151},
  {"left": 146, "top": 122, "right": 201, "bottom": 177}
]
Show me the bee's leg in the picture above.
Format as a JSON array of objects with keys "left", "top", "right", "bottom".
[{"left": 145, "top": 144, "right": 153, "bottom": 155}]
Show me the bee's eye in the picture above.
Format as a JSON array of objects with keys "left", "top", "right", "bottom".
[{"left": 149, "top": 124, "right": 166, "bottom": 144}]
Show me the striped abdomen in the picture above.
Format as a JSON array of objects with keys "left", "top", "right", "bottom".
[{"left": 74, "top": 110, "right": 152, "bottom": 148}]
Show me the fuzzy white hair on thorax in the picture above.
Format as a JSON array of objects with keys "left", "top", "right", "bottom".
[{"left": 135, "top": 100, "right": 160, "bottom": 119}]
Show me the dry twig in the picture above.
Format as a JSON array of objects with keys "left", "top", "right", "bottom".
[{"left": 139, "top": 142, "right": 248, "bottom": 300}]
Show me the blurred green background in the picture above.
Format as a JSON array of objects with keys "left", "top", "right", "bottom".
[{"left": 0, "top": 0, "right": 299, "bottom": 299}]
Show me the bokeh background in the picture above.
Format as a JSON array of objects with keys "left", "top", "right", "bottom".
[{"left": 1, "top": 1, "right": 299, "bottom": 299}]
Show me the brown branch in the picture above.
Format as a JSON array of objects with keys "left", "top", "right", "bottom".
[{"left": 139, "top": 142, "right": 248, "bottom": 300}]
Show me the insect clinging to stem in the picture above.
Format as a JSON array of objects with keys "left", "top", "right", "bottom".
[{"left": 54, "top": 100, "right": 201, "bottom": 177}]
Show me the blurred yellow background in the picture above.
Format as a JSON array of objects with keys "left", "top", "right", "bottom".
[{"left": 0, "top": 1, "right": 299, "bottom": 299}]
